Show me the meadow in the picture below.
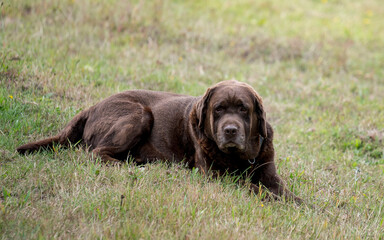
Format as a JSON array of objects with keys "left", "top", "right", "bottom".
[{"left": 1, "top": 0, "right": 384, "bottom": 239}]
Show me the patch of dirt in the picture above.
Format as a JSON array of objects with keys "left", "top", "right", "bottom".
[
  {"left": 337, "top": 129, "right": 384, "bottom": 160},
  {"left": 0, "top": 66, "right": 44, "bottom": 93},
  {"left": 0, "top": 149, "right": 16, "bottom": 165}
]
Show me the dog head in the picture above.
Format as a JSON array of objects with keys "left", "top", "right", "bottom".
[{"left": 193, "top": 80, "right": 267, "bottom": 159}]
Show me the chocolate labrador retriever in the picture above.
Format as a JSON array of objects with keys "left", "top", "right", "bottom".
[{"left": 17, "top": 80, "right": 302, "bottom": 203}]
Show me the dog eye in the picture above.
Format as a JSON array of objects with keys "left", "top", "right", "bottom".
[
  {"left": 239, "top": 106, "right": 248, "bottom": 113},
  {"left": 215, "top": 106, "right": 224, "bottom": 113}
]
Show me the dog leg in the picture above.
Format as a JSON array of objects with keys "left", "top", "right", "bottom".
[
  {"left": 92, "top": 106, "right": 153, "bottom": 165},
  {"left": 92, "top": 147, "right": 125, "bottom": 165},
  {"left": 253, "top": 162, "right": 304, "bottom": 204},
  {"left": 260, "top": 173, "right": 303, "bottom": 204}
]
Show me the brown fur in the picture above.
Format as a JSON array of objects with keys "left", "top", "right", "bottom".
[{"left": 17, "top": 80, "right": 302, "bottom": 203}]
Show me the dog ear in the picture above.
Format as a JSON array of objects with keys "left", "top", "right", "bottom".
[
  {"left": 195, "top": 87, "right": 215, "bottom": 129},
  {"left": 257, "top": 105, "right": 267, "bottom": 138},
  {"left": 250, "top": 88, "right": 267, "bottom": 138}
]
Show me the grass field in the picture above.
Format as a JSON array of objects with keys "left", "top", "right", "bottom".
[{"left": 1, "top": 0, "right": 384, "bottom": 239}]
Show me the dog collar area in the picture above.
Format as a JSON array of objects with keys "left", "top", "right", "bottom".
[{"left": 248, "top": 135, "right": 264, "bottom": 165}]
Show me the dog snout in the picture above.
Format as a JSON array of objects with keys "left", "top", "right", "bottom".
[{"left": 224, "top": 125, "right": 238, "bottom": 138}]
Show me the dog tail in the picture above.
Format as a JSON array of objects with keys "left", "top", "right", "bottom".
[
  {"left": 17, "top": 109, "right": 89, "bottom": 155},
  {"left": 16, "top": 135, "right": 61, "bottom": 154}
]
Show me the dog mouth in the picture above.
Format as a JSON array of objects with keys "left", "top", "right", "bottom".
[{"left": 219, "top": 142, "right": 245, "bottom": 153}]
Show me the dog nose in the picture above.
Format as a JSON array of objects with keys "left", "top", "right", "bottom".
[{"left": 224, "top": 125, "right": 238, "bottom": 137}]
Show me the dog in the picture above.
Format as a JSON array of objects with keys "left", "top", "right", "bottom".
[{"left": 17, "top": 80, "right": 302, "bottom": 203}]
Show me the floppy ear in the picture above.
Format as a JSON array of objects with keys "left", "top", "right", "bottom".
[
  {"left": 195, "top": 87, "right": 215, "bottom": 129},
  {"left": 252, "top": 90, "right": 267, "bottom": 138},
  {"left": 257, "top": 105, "right": 267, "bottom": 138}
]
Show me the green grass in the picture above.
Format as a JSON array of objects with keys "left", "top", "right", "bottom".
[{"left": 1, "top": 0, "right": 384, "bottom": 239}]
